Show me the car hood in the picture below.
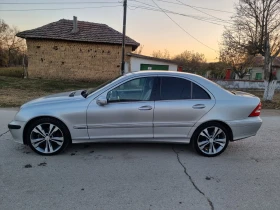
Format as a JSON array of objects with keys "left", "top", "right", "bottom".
[{"left": 21, "top": 90, "right": 85, "bottom": 108}]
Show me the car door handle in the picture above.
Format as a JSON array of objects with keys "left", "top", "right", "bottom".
[
  {"left": 192, "top": 104, "right": 206, "bottom": 109},
  {"left": 138, "top": 105, "right": 153, "bottom": 111}
]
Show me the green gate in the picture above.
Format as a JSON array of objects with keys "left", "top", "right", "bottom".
[{"left": 140, "top": 64, "right": 169, "bottom": 71}]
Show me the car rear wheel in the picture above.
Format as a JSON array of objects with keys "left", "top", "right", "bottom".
[
  {"left": 192, "top": 122, "right": 229, "bottom": 157},
  {"left": 26, "top": 118, "right": 70, "bottom": 155}
]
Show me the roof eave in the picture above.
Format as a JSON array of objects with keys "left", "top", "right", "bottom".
[
  {"left": 127, "top": 53, "right": 178, "bottom": 65},
  {"left": 16, "top": 36, "right": 140, "bottom": 49}
]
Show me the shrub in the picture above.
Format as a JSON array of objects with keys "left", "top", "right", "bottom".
[{"left": 0, "top": 67, "right": 23, "bottom": 78}]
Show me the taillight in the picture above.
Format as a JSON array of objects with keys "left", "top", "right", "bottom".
[{"left": 249, "top": 102, "right": 262, "bottom": 117}]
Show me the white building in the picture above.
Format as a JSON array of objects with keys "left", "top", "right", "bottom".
[
  {"left": 126, "top": 53, "right": 179, "bottom": 73},
  {"left": 235, "top": 56, "right": 280, "bottom": 81}
]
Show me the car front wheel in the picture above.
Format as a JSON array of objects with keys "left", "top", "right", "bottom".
[
  {"left": 26, "top": 118, "right": 70, "bottom": 155},
  {"left": 192, "top": 122, "right": 230, "bottom": 157}
]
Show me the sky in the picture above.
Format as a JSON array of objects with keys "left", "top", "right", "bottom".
[{"left": 0, "top": 0, "right": 237, "bottom": 62}]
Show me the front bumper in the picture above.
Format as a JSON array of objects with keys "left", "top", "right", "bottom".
[
  {"left": 227, "top": 117, "right": 262, "bottom": 141},
  {"left": 8, "top": 121, "right": 26, "bottom": 144}
]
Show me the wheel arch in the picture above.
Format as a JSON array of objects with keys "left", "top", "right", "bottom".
[
  {"left": 191, "top": 120, "right": 233, "bottom": 142},
  {"left": 23, "top": 116, "right": 72, "bottom": 145}
]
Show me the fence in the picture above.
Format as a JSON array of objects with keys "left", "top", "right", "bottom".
[{"left": 213, "top": 79, "right": 280, "bottom": 90}]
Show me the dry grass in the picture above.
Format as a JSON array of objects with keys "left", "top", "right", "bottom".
[
  {"left": 0, "top": 67, "right": 23, "bottom": 78},
  {"left": 0, "top": 76, "right": 101, "bottom": 107}
]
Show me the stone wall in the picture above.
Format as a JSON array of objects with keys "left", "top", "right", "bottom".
[
  {"left": 214, "top": 79, "right": 280, "bottom": 90},
  {"left": 26, "top": 39, "right": 132, "bottom": 81}
]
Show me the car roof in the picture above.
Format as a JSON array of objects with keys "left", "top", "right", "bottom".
[{"left": 125, "top": 71, "right": 209, "bottom": 82}]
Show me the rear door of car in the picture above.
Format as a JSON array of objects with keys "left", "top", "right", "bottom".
[{"left": 153, "top": 76, "right": 215, "bottom": 139}]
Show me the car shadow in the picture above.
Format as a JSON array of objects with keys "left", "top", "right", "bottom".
[
  {"left": 14, "top": 140, "right": 196, "bottom": 157},
  {"left": 64, "top": 142, "right": 195, "bottom": 156}
]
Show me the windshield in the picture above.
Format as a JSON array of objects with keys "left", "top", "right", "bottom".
[{"left": 85, "top": 75, "right": 122, "bottom": 97}]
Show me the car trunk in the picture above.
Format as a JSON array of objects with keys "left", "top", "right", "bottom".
[{"left": 231, "top": 91, "right": 257, "bottom": 98}]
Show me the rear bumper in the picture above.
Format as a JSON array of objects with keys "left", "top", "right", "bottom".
[
  {"left": 8, "top": 121, "right": 26, "bottom": 144},
  {"left": 227, "top": 117, "right": 262, "bottom": 141}
]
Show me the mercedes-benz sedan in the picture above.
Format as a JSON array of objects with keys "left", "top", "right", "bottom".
[{"left": 8, "top": 71, "right": 262, "bottom": 157}]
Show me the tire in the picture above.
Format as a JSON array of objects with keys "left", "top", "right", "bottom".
[
  {"left": 25, "top": 117, "right": 71, "bottom": 156},
  {"left": 192, "top": 122, "right": 230, "bottom": 157}
]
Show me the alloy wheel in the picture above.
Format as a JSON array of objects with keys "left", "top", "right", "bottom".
[
  {"left": 30, "top": 123, "right": 64, "bottom": 154},
  {"left": 197, "top": 126, "right": 227, "bottom": 155}
]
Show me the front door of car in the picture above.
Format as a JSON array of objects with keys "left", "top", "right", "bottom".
[
  {"left": 154, "top": 76, "right": 215, "bottom": 139},
  {"left": 86, "top": 77, "right": 156, "bottom": 140}
]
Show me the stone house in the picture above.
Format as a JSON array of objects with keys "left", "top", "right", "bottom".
[{"left": 16, "top": 17, "right": 139, "bottom": 81}]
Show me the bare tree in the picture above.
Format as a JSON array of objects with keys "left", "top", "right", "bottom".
[
  {"left": 206, "top": 62, "right": 228, "bottom": 79},
  {"left": 221, "top": 0, "right": 280, "bottom": 100},
  {"left": 220, "top": 47, "right": 255, "bottom": 79},
  {"left": 151, "top": 49, "right": 171, "bottom": 59},
  {"left": 173, "top": 50, "right": 207, "bottom": 75},
  {"left": 0, "top": 20, "right": 10, "bottom": 66},
  {"left": 0, "top": 19, "right": 26, "bottom": 67}
]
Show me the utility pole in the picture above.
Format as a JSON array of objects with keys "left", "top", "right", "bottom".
[{"left": 121, "top": 0, "right": 127, "bottom": 75}]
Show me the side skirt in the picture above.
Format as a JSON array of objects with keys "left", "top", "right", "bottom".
[{"left": 72, "top": 137, "right": 190, "bottom": 144}]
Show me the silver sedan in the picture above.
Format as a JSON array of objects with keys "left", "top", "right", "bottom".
[{"left": 8, "top": 71, "right": 262, "bottom": 157}]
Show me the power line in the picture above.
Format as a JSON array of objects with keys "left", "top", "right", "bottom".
[
  {"left": 150, "top": 0, "right": 218, "bottom": 52},
  {"left": 128, "top": 5, "right": 228, "bottom": 26},
  {"left": 0, "top": 1, "right": 121, "bottom": 4},
  {"left": 0, "top": 5, "right": 122, "bottom": 12},
  {"left": 175, "top": 0, "right": 232, "bottom": 24},
  {"left": 154, "top": 0, "right": 234, "bottom": 14},
  {"left": 0, "top": 0, "right": 235, "bottom": 14},
  {"left": 129, "top": 1, "right": 232, "bottom": 24},
  {"left": 0, "top": 0, "right": 231, "bottom": 26}
]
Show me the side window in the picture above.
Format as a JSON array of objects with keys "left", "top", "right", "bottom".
[
  {"left": 160, "top": 77, "right": 191, "bottom": 100},
  {"left": 107, "top": 77, "right": 154, "bottom": 102},
  {"left": 192, "top": 83, "right": 211, "bottom": 99}
]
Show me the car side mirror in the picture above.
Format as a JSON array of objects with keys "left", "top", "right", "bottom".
[{"left": 96, "top": 97, "right": 108, "bottom": 106}]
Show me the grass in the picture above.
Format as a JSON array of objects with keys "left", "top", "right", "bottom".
[
  {"left": 0, "top": 67, "right": 24, "bottom": 78},
  {"left": 0, "top": 76, "right": 102, "bottom": 107},
  {"left": 0, "top": 76, "right": 279, "bottom": 109}
]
